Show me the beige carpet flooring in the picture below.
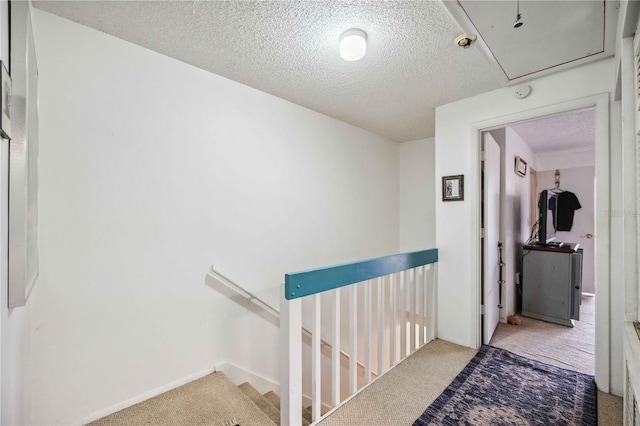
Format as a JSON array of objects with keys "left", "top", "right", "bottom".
[
  {"left": 88, "top": 371, "right": 276, "bottom": 426},
  {"left": 320, "top": 297, "right": 622, "bottom": 425},
  {"left": 318, "top": 339, "right": 477, "bottom": 426},
  {"left": 490, "top": 294, "right": 595, "bottom": 375}
]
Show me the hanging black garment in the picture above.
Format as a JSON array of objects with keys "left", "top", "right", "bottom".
[{"left": 556, "top": 191, "right": 581, "bottom": 231}]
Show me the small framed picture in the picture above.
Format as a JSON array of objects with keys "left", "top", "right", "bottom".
[
  {"left": 0, "top": 60, "right": 11, "bottom": 140},
  {"left": 515, "top": 156, "right": 527, "bottom": 177},
  {"left": 442, "top": 175, "right": 464, "bottom": 201}
]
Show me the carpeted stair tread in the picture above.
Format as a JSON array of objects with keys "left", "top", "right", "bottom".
[
  {"left": 263, "top": 391, "right": 281, "bottom": 410},
  {"left": 302, "top": 406, "right": 313, "bottom": 424},
  {"left": 238, "top": 382, "right": 281, "bottom": 425},
  {"left": 261, "top": 390, "right": 311, "bottom": 426},
  {"left": 89, "top": 372, "right": 276, "bottom": 426}
]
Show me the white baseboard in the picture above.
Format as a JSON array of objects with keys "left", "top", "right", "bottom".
[
  {"left": 77, "top": 360, "right": 334, "bottom": 424},
  {"left": 218, "top": 362, "right": 332, "bottom": 412},
  {"left": 76, "top": 364, "right": 221, "bottom": 425},
  {"left": 216, "top": 361, "right": 280, "bottom": 395},
  {"left": 437, "top": 334, "right": 473, "bottom": 348}
]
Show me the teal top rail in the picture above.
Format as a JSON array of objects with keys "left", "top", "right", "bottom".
[{"left": 284, "top": 248, "right": 438, "bottom": 300}]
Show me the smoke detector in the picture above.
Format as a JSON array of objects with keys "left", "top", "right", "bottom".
[{"left": 454, "top": 34, "right": 477, "bottom": 49}]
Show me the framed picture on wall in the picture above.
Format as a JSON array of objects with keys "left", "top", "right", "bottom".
[
  {"left": 0, "top": 60, "right": 11, "bottom": 140},
  {"left": 515, "top": 156, "right": 527, "bottom": 177},
  {"left": 442, "top": 175, "right": 464, "bottom": 201}
]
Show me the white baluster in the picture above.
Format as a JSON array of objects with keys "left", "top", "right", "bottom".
[
  {"left": 389, "top": 273, "right": 397, "bottom": 366},
  {"left": 349, "top": 284, "right": 358, "bottom": 394},
  {"left": 400, "top": 270, "right": 407, "bottom": 360},
  {"left": 364, "top": 280, "right": 372, "bottom": 384},
  {"left": 280, "top": 284, "right": 302, "bottom": 426},
  {"left": 418, "top": 266, "right": 425, "bottom": 347},
  {"left": 431, "top": 263, "right": 438, "bottom": 341},
  {"left": 410, "top": 268, "right": 416, "bottom": 353},
  {"left": 425, "top": 264, "right": 435, "bottom": 342},
  {"left": 332, "top": 288, "right": 341, "bottom": 407},
  {"left": 312, "top": 294, "right": 321, "bottom": 422},
  {"left": 377, "top": 276, "right": 385, "bottom": 374}
]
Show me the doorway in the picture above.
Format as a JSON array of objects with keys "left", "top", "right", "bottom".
[
  {"left": 472, "top": 93, "right": 609, "bottom": 390},
  {"left": 481, "top": 109, "right": 596, "bottom": 375}
]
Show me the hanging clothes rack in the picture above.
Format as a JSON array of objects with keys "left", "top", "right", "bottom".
[{"left": 551, "top": 169, "right": 564, "bottom": 193}]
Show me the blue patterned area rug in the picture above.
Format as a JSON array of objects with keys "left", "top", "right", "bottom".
[{"left": 413, "top": 345, "right": 597, "bottom": 425}]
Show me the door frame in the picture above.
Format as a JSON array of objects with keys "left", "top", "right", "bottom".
[
  {"left": 470, "top": 93, "right": 610, "bottom": 392},
  {"left": 481, "top": 132, "right": 501, "bottom": 344}
]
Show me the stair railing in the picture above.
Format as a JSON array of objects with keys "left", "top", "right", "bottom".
[
  {"left": 207, "top": 267, "right": 372, "bottom": 379},
  {"left": 209, "top": 267, "right": 280, "bottom": 318},
  {"left": 280, "top": 248, "right": 438, "bottom": 425}
]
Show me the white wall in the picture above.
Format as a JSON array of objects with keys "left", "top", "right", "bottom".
[
  {"left": 1, "top": 146, "right": 31, "bottom": 426},
  {"left": 28, "top": 10, "right": 400, "bottom": 424},
  {"left": 0, "top": 2, "right": 6, "bottom": 421},
  {"left": 1, "top": 2, "right": 33, "bottom": 424},
  {"left": 435, "top": 58, "right": 616, "bottom": 386},
  {"left": 634, "top": 21, "right": 640, "bottom": 325},
  {"left": 0, "top": 1, "right": 7, "bottom": 64},
  {"left": 537, "top": 167, "right": 595, "bottom": 294},
  {"left": 399, "top": 137, "right": 435, "bottom": 251}
]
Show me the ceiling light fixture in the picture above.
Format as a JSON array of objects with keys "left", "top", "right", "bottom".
[
  {"left": 339, "top": 28, "right": 367, "bottom": 61},
  {"left": 454, "top": 34, "right": 477, "bottom": 49},
  {"left": 514, "top": 0, "right": 523, "bottom": 28}
]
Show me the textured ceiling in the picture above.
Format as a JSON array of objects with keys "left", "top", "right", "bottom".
[
  {"left": 510, "top": 109, "right": 595, "bottom": 154},
  {"left": 33, "top": 0, "right": 503, "bottom": 142}
]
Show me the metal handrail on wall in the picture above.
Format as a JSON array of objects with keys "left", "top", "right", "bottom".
[
  {"left": 209, "top": 267, "right": 280, "bottom": 317},
  {"left": 280, "top": 248, "right": 439, "bottom": 425},
  {"left": 206, "top": 267, "right": 370, "bottom": 375}
]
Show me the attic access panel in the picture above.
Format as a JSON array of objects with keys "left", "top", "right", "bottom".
[{"left": 450, "top": 1, "right": 612, "bottom": 85}]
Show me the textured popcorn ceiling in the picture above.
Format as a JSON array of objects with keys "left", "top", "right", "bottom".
[
  {"left": 510, "top": 109, "right": 595, "bottom": 154},
  {"left": 33, "top": 0, "right": 503, "bottom": 142}
]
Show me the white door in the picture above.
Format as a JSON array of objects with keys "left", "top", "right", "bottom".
[{"left": 482, "top": 133, "right": 501, "bottom": 345}]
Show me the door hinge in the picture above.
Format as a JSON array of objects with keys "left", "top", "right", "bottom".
[
  {"left": 481, "top": 150, "right": 487, "bottom": 161},
  {"left": 481, "top": 304, "right": 485, "bottom": 315},
  {"left": 481, "top": 228, "right": 486, "bottom": 238}
]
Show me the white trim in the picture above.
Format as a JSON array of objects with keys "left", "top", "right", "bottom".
[
  {"left": 200, "top": 362, "right": 333, "bottom": 416},
  {"left": 76, "top": 364, "right": 221, "bottom": 425},
  {"left": 623, "top": 322, "right": 640, "bottom": 421},
  {"left": 432, "top": 333, "right": 469, "bottom": 349},
  {"left": 0, "top": 126, "right": 7, "bottom": 425},
  {"left": 441, "top": 0, "right": 508, "bottom": 86},
  {"left": 217, "top": 362, "right": 280, "bottom": 395},
  {"left": 76, "top": 359, "right": 327, "bottom": 426},
  {"left": 470, "top": 93, "right": 610, "bottom": 392},
  {"left": 594, "top": 94, "right": 611, "bottom": 393}
]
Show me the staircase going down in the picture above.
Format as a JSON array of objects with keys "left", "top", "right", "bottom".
[{"left": 88, "top": 372, "right": 310, "bottom": 426}]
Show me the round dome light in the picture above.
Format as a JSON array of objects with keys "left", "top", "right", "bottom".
[{"left": 339, "top": 29, "right": 367, "bottom": 61}]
